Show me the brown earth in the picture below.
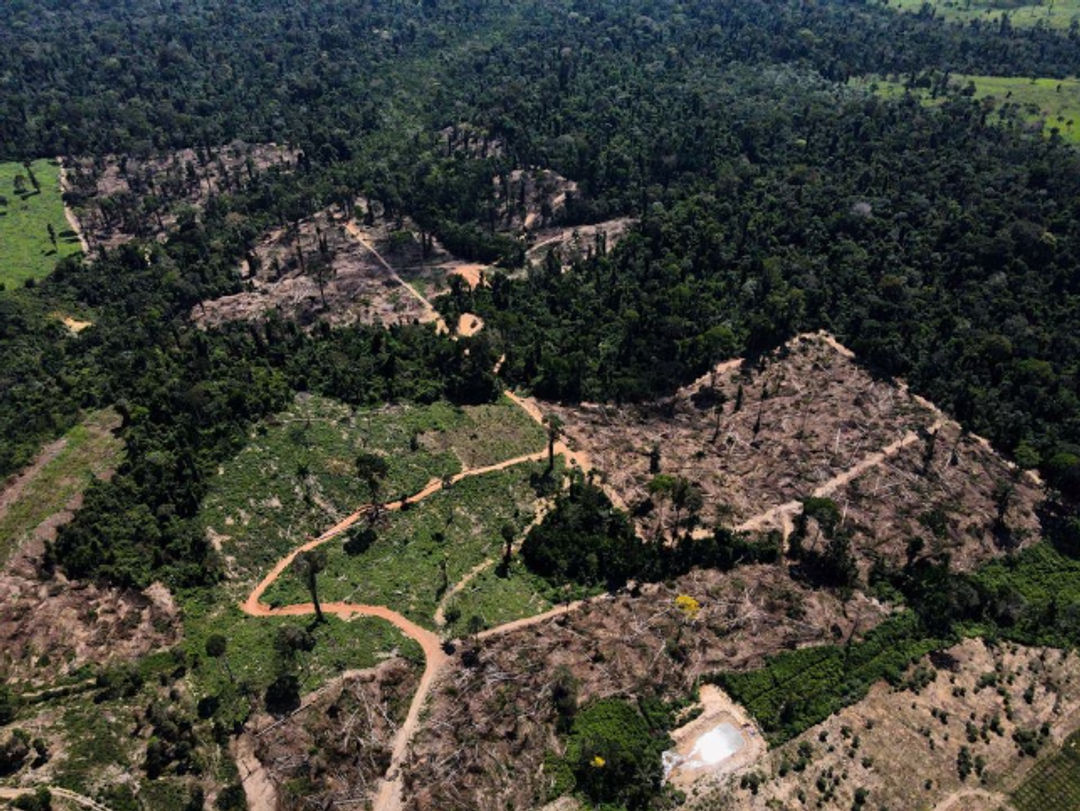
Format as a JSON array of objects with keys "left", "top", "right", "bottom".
[
  {"left": 685, "top": 638, "right": 1080, "bottom": 811},
  {"left": 400, "top": 565, "right": 891, "bottom": 811},
  {"left": 546, "top": 332, "right": 1044, "bottom": 572},
  {"left": 0, "top": 412, "right": 179, "bottom": 685},
  {"left": 0, "top": 555, "right": 179, "bottom": 685},
  {"left": 192, "top": 210, "right": 432, "bottom": 330},
  {"left": 525, "top": 216, "right": 635, "bottom": 271},
  {"left": 62, "top": 142, "right": 298, "bottom": 250},
  {"left": 247, "top": 659, "right": 422, "bottom": 810}
]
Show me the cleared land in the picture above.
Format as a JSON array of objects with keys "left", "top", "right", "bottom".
[
  {"left": 0, "top": 409, "right": 123, "bottom": 566},
  {"left": 402, "top": 565, "right": 891, "bottom": 809},
  {"left": 545, "top": 332, "right": 1042, "bottom": 571},
  {"left": 0, "top": 159, "right": 83, "bottom": 288},
  {"left": 259, "top": 461, "right": 549, "bottom": 628},
  {"left": 194, "top": 210, "right": 433, "bottom": 330},
  {"left": 687, "top": 639, "right": 1080, "bottom": 810},
  {"left": 199, "top": 393, "right": 544, "bottom": 584},
  {"left": 855, "top": 74, "right": 1080, "bottom": 145},
  {"left": 63, "top": 142, "right": 297, "bottom": 250},
  {"left": 878, "top": 0, "right": 1080, "bottom": 29}
]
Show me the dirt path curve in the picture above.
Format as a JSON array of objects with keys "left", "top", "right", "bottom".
[
  {"left": 240, "top": 445, "right": 554, "bottom": 811},
  {"left": 343, "top": 221, "right": 448, "bottom": 334},
  {"left": 933, "top": 787, "right": 1013, "bottom": 811},
  {"left": 0, "top": 785, "right": 114, "bottom": 811}
]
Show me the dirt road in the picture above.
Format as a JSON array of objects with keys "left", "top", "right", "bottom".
[{"left": 343, "top": 221, "right": 448, "bottom": 333}]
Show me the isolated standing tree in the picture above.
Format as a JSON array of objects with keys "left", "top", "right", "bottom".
[
  {"left": 543, "top": 414, "right": 563, "bottom": 471},
  {"left": 46, "top": 223, "right": 57, "bottom": 250},
  {"left": 500, "top": 522, "right": 516, "bottom": 573},
  {"left": 293, "top": 548, "right": 328, "bottom": 623}
]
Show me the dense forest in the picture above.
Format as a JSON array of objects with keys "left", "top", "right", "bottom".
[{"left": 0, "top": 0, "right": 1078, "bottom": 679}]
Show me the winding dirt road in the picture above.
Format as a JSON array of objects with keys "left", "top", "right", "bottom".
[
  {"left": 0, "top": 785, "right": 114, "bottom": 811},
  {"left": 236, "top": 330, "right": 959, "bottom": 810}
]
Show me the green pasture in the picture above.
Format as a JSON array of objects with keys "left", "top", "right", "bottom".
[{"left": 0, "top": 159, "right": 83, "bottom": 289}]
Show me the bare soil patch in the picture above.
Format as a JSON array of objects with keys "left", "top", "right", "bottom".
[
  {"left": 247, "top": 659, "right": 421, "bottom": 810},
  {"left": 545, "top": 332, "right": 1043, "bottom": 572},
  {"left": 665, "top": 685, "right": 767, "bottom": 791},
  {"left": 0, "top": 562, "right": 179, "bottom": 685},
  {"left": 686, "top": 638, "right": 1080, "bottom": 811},
  {"left": 526, "top": 216, "right": 635, "bottom": 269},
  {"left": 400, "top": 564, "right": 889, "bottom": 810},
  {"left": 62, "top": 142, "right": 298, "bottom": 250},
  {"left": 193, "top": 209, "right": 431, "bottom": 330}
]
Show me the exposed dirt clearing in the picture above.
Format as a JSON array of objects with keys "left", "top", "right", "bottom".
[
  {"left": 403, "top": 566, "right": 889, "bottom": 810},
  {"left": 545, "top": 332, "right": 1043, "bottom": 572},
  {"left": 456, "top": 312, "right": 484, "bottom": 337},
  {"left": 687, "top": 639, "right": 1080, "bottom": 811},
  {"left": 525, "top": 216, "right": 635, "bottom": 269},
  {"left": 63, "top": 143, "right": 298, "bottom": 250},
  {"left": 665, "top": 685, "right": 766, "bottom": 791},
  {"left": 194, "top": 210, "right": 431, "bottom": 330}
]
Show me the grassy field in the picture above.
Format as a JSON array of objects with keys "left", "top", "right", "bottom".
[
  {"left": 200, "top": 393, "right": 546, "bottom": 583},
  {"left": 182, "top": 597, "right": 422, "bottom": 719},
  {"left": 878, "top": 0, "right": 1080, "bottom": 29},
  {"left": 1013, "top": 728, "right": 1080, "bottom": 811},
  {"left": 261, "top": 461, "right": 548, "bottom": 627},
  {"left": 441, "top": 562, "right": 562, "bottom": 638},
  {"left": 0, "top": 159, "right": 83, "bottom": 289},
  {"left": 853, "top": 74, "right": 1080, "bottom": 145},
  {"left": 0, "top": 409, "right": 123, "bottom": 565}
]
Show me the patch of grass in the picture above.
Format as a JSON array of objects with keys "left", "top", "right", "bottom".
[
  {"left": 877, "top": 0, "right": 1080, "bottom": 30},
  {"left": 199, "top": 394, "right": 462, "bottom": 581},
  {"left": 181, "top": 594, "right": 422, "bottom": 726},
  {"left": 424, "top": 395, "right": 546, "bottom": 469},
  {"left": 443, "top": 562, "right": 555, "bottom": 637},
  {"left": 53, "top": 699, "right": 138, "bottom": 793},
  {"left": 0, "top": 159, "right": 82, "bottom": 289},
  {"left": 200, "top": 393, "right": 544, "bottom": 584},
  {"left": 1013, "top": 728, "right": 1080, "bottom": 811},
  {"left": 853, "top": 74, "right": 1080, "bottom": 145},
  {"left": 261, "top": 462, "right": 548, "bottom": 627},
  {"left": 0, "top": 408, "right": 123, "bottom": 565}
]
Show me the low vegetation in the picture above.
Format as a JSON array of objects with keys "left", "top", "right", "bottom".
[
  {"left": 0, "top": 160, "right": 81, "bottom": 289},
  {"left": 261, "top": 462, "right": 546, "bottom": 627},
  {"left": 0, "top": 409, "right": 122, "bottom": 565},
  {"left": 856, "top": 73, "right": 1080, "bottom": 145},
  {"left": 1014, "top": 728, "right": 1080, "bottom": 811},
  {"left": 879, "top": 0, "right": 1080, "bottom": 29}
]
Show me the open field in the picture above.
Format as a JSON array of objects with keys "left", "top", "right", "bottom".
[
  {"left": 439, "top": 561, "right": 556, "bottom": 638},
  {"left": 854, "top": 74, "right": 1080, "bottom": 145},
  {"left": 402, "top": 564, "right": 891, "bottom": 808},
  {"left": 194, "top": 209, "right": 433, "bottom": 330},
  {"left": 878, "top": 0, "right": 1080, "bottom": 29},
  {"left": 259, "top": 461, "right": 548, "bottom": 628},
  {"left": 200, "top": 393, "right": 544, "bottom": 584},
  {"left": 0, "top": 160, "right": 83, "bottom": 289},
  {"left": 687, "top": 639, "right": 1080, "bottom": 810}
]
